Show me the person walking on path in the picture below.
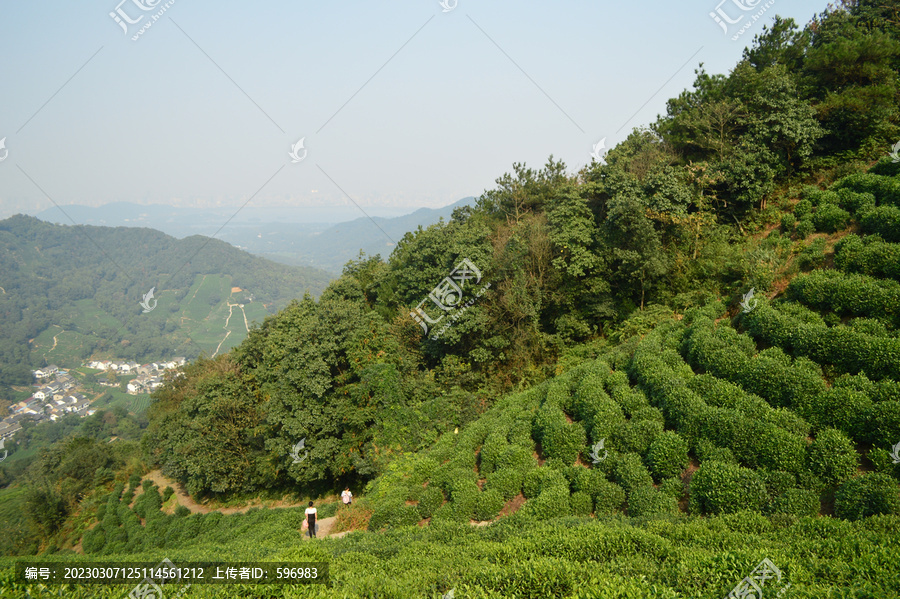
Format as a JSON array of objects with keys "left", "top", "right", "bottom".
[
  {"left": 341, "top": 487, "right": 353, "bottom": 505},
  {"left": 305, "top": 501, "right": 317, "bottom": 538}
]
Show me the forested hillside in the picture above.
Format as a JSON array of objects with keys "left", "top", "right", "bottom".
[
  {"left": 0, "top": 215, "right": 332, "bottom": 399},
  {"left": 141, "top": 0, "right": 900, "bottom": 499},
  {"left": 3, "top": 1, "right": 900, "bottom": 598}
]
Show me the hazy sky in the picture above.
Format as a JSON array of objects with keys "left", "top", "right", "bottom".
[{"left": 0, "top": 0, "right": 830, "bottom": 223}]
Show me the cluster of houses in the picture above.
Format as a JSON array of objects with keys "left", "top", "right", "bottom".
[
  {"left": 1, "top": 367, "right": 94, "bottom": 440},
  {"left": 0, "top": 357, "right": 188, "bottom": 442},
  {"left": 87, "top": 358, "right": 186, "bottom": 395}
]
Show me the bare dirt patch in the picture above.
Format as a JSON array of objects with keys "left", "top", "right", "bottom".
[{"left": 499, "top": 493, "right": 526, "bottom": 517}]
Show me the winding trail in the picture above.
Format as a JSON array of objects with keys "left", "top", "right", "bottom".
[{"left": 138, "top": 470, "right": 343, "bottom": 537}]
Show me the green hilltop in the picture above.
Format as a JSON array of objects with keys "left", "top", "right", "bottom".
[
  {"left": 3, "top": 2, "right": 900, "bottom": 597},
  {"left": 0, "top": 214, "right": 332, "bottom": 406}
]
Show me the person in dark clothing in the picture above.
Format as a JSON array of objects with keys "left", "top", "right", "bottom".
[{"left": 305, "top": 501, "right": 317, "bottom": 538}]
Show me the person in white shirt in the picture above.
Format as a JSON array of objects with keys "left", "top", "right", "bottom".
[
  {"left": 305, "top": 501, "right": 317, "bottom": 538},
  {"left": 341, "top": 488, "right": 353, "bottom": 505}
]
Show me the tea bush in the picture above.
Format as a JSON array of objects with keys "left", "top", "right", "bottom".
[
  {"left": 786, "top": 270, "right": 900, "bottom": 327},
  {"left": 813, "top": 203, "right": 850, "bottom": 233},
  {"left": 524, "top": 483, "right": 571, "bottom": 520},
  {"left": 592, "top": 480, "right": 626, "bottom": 515},
  {"left": 834, "top": 473, "right": 900, "bottom": 520},
  {"left": 611, "top": 418, "right": 663, "bottom": 456},
  {"left": 479, "top": 431, "right": 508, "bottom": 475},
  {"left": 484, "top": 468, "right": 525, "bottom": 501},
  {"left": 613, "top": 453, "right": 653, "bottom": 496},
  {"left": 832, "top": 172, "right": 900, "bottom": 208},
  {"left": 742, "top": 303, "right": 900, "bottom": 380},
  {"left": 794, "top": 199, "right": 813, "bottom": 218},
  {"left": 473, "top": 489, "right": 505, "bottom": 521},
  {"left": 861, "top": 205, "right": 900, "bottom": 242},
  {"left": 835, "top": 234, "right": 900, "bottom": 282},
  {"left": 806, "top": 428, "right": 859, "bottom": 488},
  {"left": 863, "top": 401, "right": 900, "bottom": 448},
  {"left": 769, "top": 488, "right": 819, "bottom": 518},
  {"left": 689, "top": 461, "right": 767, "bottom": 515},
  {"left": 417, "top": 486, "right": 445, "bottom": 519},
  {"left": 569, "top": 491, "right": 593, "bottom": 516},
  {"left": 628, "top": 485, "right": 679, "bottom": 518},
  {"left": 796, "top": 218, "right": 815, "bottom": 238},
  {"left": 647, "top": 431, "right": 689, "bottom": 481}
]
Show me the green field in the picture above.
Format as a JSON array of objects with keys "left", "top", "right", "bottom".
[
  {"left": 91, "top": 390, "right": 151, "bottom": 415},
  {"left": 25, "top": 273, "right": 270, "bottom": 369}
]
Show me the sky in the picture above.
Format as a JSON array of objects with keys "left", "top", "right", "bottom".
[{"left": 0, "top": 0, "right": 832, "bottom": 226}]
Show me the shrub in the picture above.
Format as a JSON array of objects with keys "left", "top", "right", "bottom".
[
  {"left": 794, "top": 199, "right": 813, "bottom": 219},
  {"left": 807, "top": 429, "right": 859, "bottom": 488},
  {"left": 405, "top": 485, "right": 424, "bottom": 503},
  {"left": 834, "top": 473, "right": 900, "bottom": 520},
  {"left": 742, "top": 303, "right": 900, "bottom": 381},
  {"left": 174, "top": 505, "right": 191, "bottom": 518},
  {"left": 573, "top": 468, "right": 608, "bottom": 499},
  {"left": 542, "top": 421, "right": 587, "bottom": 465},
  {"left": 754, "top": 426, "right": 806, "bottom": 475},
  {"left": 448, "top": 480, "right": 480, "bottom": 521},
  {"left": 523, "top": 468, "right": 566, "bottom": 499},
  {"left": 769, "top": 488, "right": 819, "bottom": 518},
  {"left": 614, "top": 453, "right": 653, "bottom": 496},
  {"left": 786, "top": 270, "right": 900, "bottom": 329},
  {"left": 800, "top": 388, "right": 874, "bottom": 441},
  {"left": 484, "top": 468, "right": 525, "bottom": 501},
  {"left": 647, "top": 431, "right": 689, "bottom": 482},
  {"left": 813, "top": 203, "right": 851, "bottom": 233},
  {"left": 758, "top": 469, "right": 796, "bottom": 500},
  {"left": 473, "top": 489, "right": 505, "bottom": 521},
  {"left": 628, "top": 485, "right": 679, "bottom": 518},
  {"left": 866, "top": 401, "right": 900, "bottom": 448},
  {"left": 836, "top": 189, "right": 876, "bottom": 215},
  {"left": 417, "top": 486, "right": 445, "bottom": 519},
  {"left": 593, "top": 480, "right": 626, "bottom": 515},
  {"left": 659, "top": 477, "right": 684, "bottom": 500},
  {"left": 588, "top": 398, "right": 627, "bottom": 443},
  {"left": 81, "top": 528, "right": 106, "bottom": 554},
  {"left": 796, "top": 218, "right": 815, "bottom": 239},
  {"left": 569, "top": 491, "right": 593, "bottom": 516},
  {"left": 861, "top": 205, "right": 900, "bottom": 242},
  {"left": 162, "top": 486, "right": 175, "bottom": 503},
  {"left": 835, "top": 234, "right": 900, "bottom": 282},
  {"left": 833, "top": 172, "right": 900, "bottom": 207},
  {"left": 525, "top": 484, "right": 571, "bottom": 520},
  {"left": 695, "top": 438, "right": 737, "bottom": 465},
  {"left": 796, "top": 237, "right": 827, "bottom": 270},
  {"left": 796, "top": 470, "right": 825, "bottom": 495},
  {"left": 611, "top": 418, "right": 662, "bottom": 457},
  {"left": 432, "top": 466, "right": 477, "bottom": 495},
  {"left": 868, "top": 448, "right": 900, "bottom": 479},
  {"left": 780, "top": 213, "right": 796, "bottom": 232},
  {"left": 494, "top": 445, "right": 537, "bottom": 473},
  {"left": 689, "top": 461, "right": 767, "bottom": 515},
  {"left": 479, "top": 432, "right": 508, "bottom": 475},
  {"left": 868, "top": 157, "right": 900, "bottom": 177}
]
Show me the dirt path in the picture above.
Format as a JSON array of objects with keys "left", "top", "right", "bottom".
[
  {"left": 139, "top": 470, "right": 346, "bottom": 537},
  {"left": 239, "top": 304, "right": 249, "bottom": 331},
  {"left": 211, "top": 304, "right": 233, "bottom": 358},
  {"left": 141, "top": 470, "right": 312, "bottom": 515}
]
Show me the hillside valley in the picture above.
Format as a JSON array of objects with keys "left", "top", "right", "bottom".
[{"left": 2, "top": 2, "right": 900, "bottom": 598}]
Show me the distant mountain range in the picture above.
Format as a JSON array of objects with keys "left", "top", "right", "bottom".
[
  {"left": 34, "top": 197, "right": 476, "bottom": 273},
  {"left": 0, "top": 215, "right": 334, "bottom": 399}
]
